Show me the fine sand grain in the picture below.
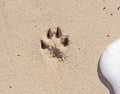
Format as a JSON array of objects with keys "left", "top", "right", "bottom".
[{"left": 0, "top": 0, "right": 120, "bottom": 94}]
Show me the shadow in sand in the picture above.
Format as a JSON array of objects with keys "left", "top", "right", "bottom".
[{"left": 97, "top": 57, "right": 115, "bottom": 94}]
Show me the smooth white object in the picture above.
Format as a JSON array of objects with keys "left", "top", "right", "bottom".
[{"left": 100, "top": 39, "right": 120, "bottom": 94}]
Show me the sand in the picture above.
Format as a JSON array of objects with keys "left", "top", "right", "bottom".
[{"left": 0, "top": 0, "right": 120, "bottom": 93}]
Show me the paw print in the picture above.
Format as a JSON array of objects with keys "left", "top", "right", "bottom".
[{"left": 40, "top": 27, "right": 69, "bottom": 61}]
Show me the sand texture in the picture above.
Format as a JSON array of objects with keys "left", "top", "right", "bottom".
[{"left": 0, "top": 0, "right": 120, "bottom": 94}]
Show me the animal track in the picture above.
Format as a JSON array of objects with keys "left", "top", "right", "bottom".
[{"left": 40, "top": 27, "right": 69, "bottom": 61}]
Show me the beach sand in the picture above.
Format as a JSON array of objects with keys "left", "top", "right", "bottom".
[{"left": 0, "top": 0, "right": 120, "bottom": 93}]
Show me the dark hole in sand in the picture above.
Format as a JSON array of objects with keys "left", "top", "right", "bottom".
[
  {"left": 9, "top": 86, "right": 12, "bottom": 88},
  {"left": 103, "top": 7, "right": 106, "bottom": 10},
  {"left": 107, "top": 34, "right": 110, "bottom": 37},
  {"left": 117, "top": 6, "right": 120, "bottom": 10},
  {"left": 17, "top": 54, "right": 20, "bottom": 56}
]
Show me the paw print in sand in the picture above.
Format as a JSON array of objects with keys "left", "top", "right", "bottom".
[{"left": 40, "top": 27, "right": 69, "bottom": 61}]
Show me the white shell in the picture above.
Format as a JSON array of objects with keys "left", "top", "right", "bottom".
[{"left": 100, "top": 39, "right": 120, "bottom": 94}]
